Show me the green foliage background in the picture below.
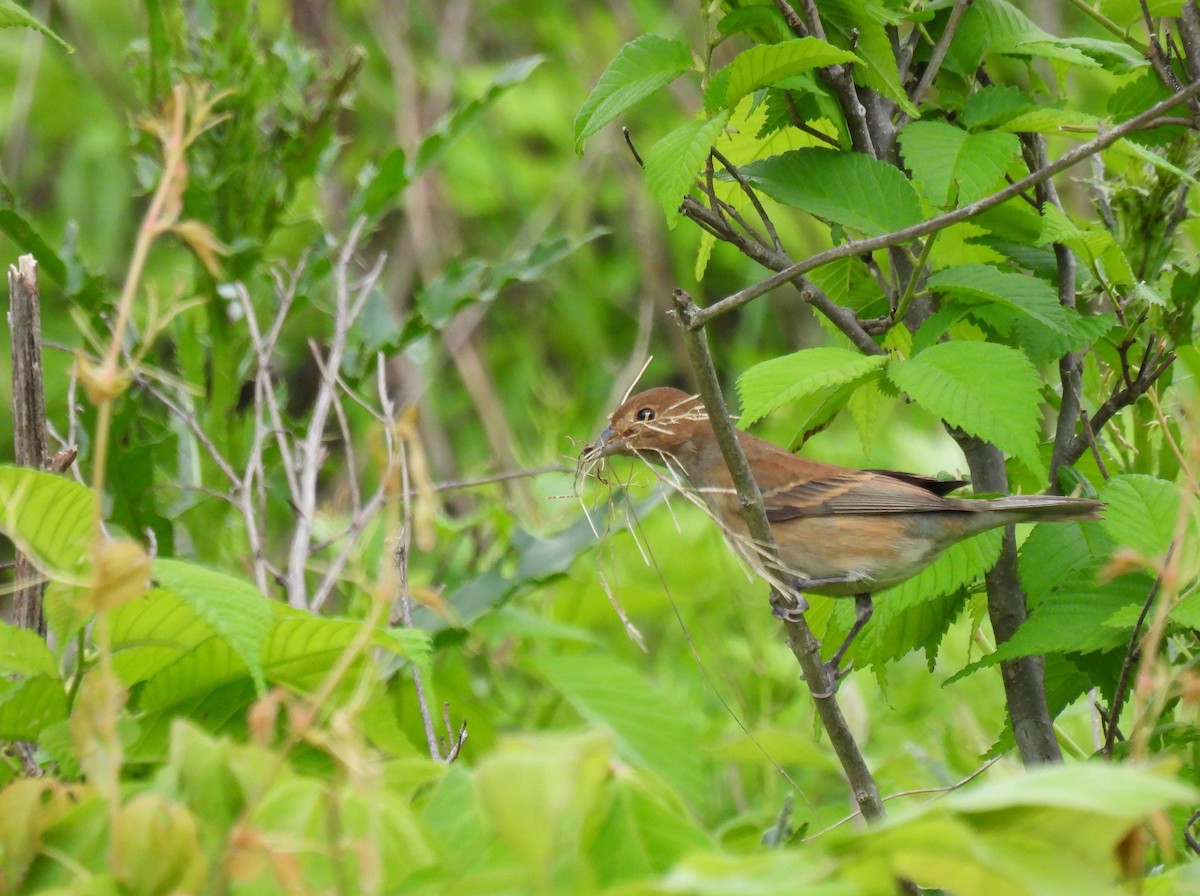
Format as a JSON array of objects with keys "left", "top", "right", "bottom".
[{"left": 0, "top": 0, "right": 1199, "bottom": 893}]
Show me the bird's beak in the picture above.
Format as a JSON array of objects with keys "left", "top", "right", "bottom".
[{"left": 582, "top": 425, "right": 621, "bottom": 460}]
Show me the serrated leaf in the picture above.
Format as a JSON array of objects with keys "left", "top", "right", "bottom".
[
  {"left": 1057, "top": 36, "right": 1147, "bottom": 73},
  {"left": 692, "top": 94, "right": 827, "bottom": 278},
  {"left": 717, "top": 6, "right": 791, "bottom": 42},
  {"left": 741, "top": 148, "right": 923, "bottom": 236},
  {"left": 960, "top": 86, "right": 1037, "bottom": 130},
  {"left": 644, "top": 112, "right": 730, "bottom": 227},
  {"left": 977, "top": 587, "right": 1137, "bottom": 660},
  {"left": 1100, "top": 474, "right": 1180, "bottom": 558},
  {"left": 574, "top": 35, "right": 694, "bottom": 153},
  {"left": 737, "top": 347, "right": 887, "bottom": 425},
  {"left": 995, "top": 106, "right": 1101, "bottom": 134},
  {"left": 1037, "top": 204, "right": 1135, "bottom": 287},
  {"left": 0, "top": 619, "right": 58, "bottom": 678},
  {"left": 706, "top": 38, "right": 855, "bottom": 111},
  {"left": 954, "top": 0, "right": 1098, "bottom": 69},
  {"left": 827, "top": 530, "right": 1001, "bottom": 669},
  {"left": 887, "top": 341, "right": 1044, "bottom": 477},
  {"left": 837, "top": 11, "right": 917, "bottom": 117},
  {"left": 928, "top": 264, "right": 1112, "bottom": 352},
  {"left": 152, "top": 559, "right": 274, "bottom": 694},
  {"left": 1113, "top": 137, "right": 1200, "bottom": 188},
  {"left": 898, "top": 121, "right": 1020, "bottom": 206},
  {"left": 0, "top": 466, "right": 93, "bottom": 584},
  {"left": 0, "top": 0, "right": 73, "bottom": 51}
]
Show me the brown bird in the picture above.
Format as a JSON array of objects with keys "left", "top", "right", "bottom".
[{"left": 582, "top": 386, "right": 1103, "bottom": 680}]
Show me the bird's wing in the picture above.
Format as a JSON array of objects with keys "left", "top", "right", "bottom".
[{"left": 762, "top": 470, "right": 969, "bottom": 520}]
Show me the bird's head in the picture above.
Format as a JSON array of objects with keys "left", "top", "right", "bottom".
[{"left": 582, "top": 387, "right": 709, "bottom": 466}]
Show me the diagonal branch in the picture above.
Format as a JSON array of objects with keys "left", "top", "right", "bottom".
[
  {"left": 670, "top": 288, "right": 886, "bottom": 824},
  {"left": 688, "top": 78, "right": 1200, "bottom": 329}
]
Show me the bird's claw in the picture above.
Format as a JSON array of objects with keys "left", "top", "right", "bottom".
[
  {"left": 808, "top": 658, "right": 854, "bottom": 699},
  {"left": 770, "top": 591, "right": 809, "bottom": 623}
]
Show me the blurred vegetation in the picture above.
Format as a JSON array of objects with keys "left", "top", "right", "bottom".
[{"left": 0, "top": 0, "right": 1199, "bottom": 893}]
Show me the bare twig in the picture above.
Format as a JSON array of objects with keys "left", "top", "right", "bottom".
[
  {"left": 310, "top": 355, "right": 400, "bottom": 612},
  {"left": 1061, "top": 342, "right": 1175, "bottom": 467},
  {"left": 1101, "top": 542, "right": 1176, "bottom": 757},
  {"left": 902, "top": 0, "right": 972, "bottom": 118},
  {"left": 286, "top": 220, "right": 385, "bottom": 608}
]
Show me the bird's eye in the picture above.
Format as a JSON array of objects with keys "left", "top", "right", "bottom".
[{"left": 635, "top": 407, "right": 656, "bottom": 422}]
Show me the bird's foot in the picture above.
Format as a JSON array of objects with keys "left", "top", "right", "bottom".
[
  {"left": 770, "top": 590, "right": 808, "bottom": 622},
  {"left": 808, "top": 658, "right": 854, "bottom": 699}
]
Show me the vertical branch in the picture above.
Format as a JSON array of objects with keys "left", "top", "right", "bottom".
[
  {"left": 8, "top": 254, "right": 50, "bottom": 637},
  {"left": 956, "top": 437, "right": 1062, "bottom": 764},
  {"left": 285, "top": 219, "right": 382, "bottom": 608},
  {"left": 1020, "top": 133, "right": 1084, "bottom": 491}
]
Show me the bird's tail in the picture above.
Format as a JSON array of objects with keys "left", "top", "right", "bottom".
[{"left": 983, "top": 494, "right": 1104, "bottom": 522}]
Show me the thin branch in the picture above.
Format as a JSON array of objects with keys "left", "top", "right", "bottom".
[
  {"left": 688, "top": 77, "right": 1200, "bottom": 329},
  {"left": 1061, "top": 342, "right": 1175, "bottom": 466},
  {"left": 711, "top": 147, "right": 783, "bottom": 252},
  {"left": 670, "top": 288, "right": 886, "bottom": 823},
  {"left": 286, "top": 220, "right": 385, "bottom": 608},
  {"left": 904, "top": 0, "right": 971, "bottom": 115},
  {"left": 1102, "top": 541, "right": 1177, "bottom": 757}
]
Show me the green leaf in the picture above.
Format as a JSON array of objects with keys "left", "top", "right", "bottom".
[
  {"left": 152, "top": 559, "right": 274, "bottom": 694},
  {"left": 737, "top": 347, "right": 887, "bottom": 425},
  {"left": 414, "top": 55, "right": 544, "bottom": 174},
  {"left": 740, "top": 148, "right": 923, "bottom": 236},
  {"left": 574, "top": 35, "right": 694, "bottom": 153},
  {"left": 960, "top": 86, "right": 1037, "bottom": 130},
  {"left": 1037, "top": 204, "right": 1135, "bottom": 286},
  {"left": 591, "top": 768, "right": 715, "bottom": 884},
  {"left": 835, "top": 10, "right": 917, "bottom": 117},
  {"left": 0, "top": 0, "right": 72, "bottom": 52},
  {"left": 887, "top": 342, "right": 1044, "bottom": 477},
  {"left": 981, "top": 586, "right": 1135, "bottom": 660},
  {"left": 1057, "top": 36, "right": 1146, "bottom": 73},
  {"left": 953, "top": 0, "right": 1098, "bottom": 69},
  {"left": 0, "top": 676, "right": 68, "bottom": 741},
  {"left": 927, "top": 264, "right": 1109, "bottom": 349},
  {"left": 947, "top": 761, "right": 1196, "bottom": 816},
  {"left": 995, "top": 106, "right": 1101, "bottom": 134},
  {"left": 843, "top": 762, "right": 1196, "bottom": 896},
  {"left": 706, "top": 38, "right": 855, "bottom": 112},
  {"left": 0, "top": 466, "right": 93, "bottom": 584},
  {"left": 349, "top": 147, "right": 408, "bottom": 222},
  {"left": 531, "top": 652, "right": 706, "bottom": 803},
  {"left": 644, "top": 112, "right": 730, "bottom": 227},
  {"left": 0, "top": 619, "right": 58, "bottom": 678},
  {"left": 717, "top": 6, "right": 791, "bottom": 43},
  {"left": 898, "top": 121, "right": 1020, "bottom": 206},
  {"left": 0, "top": 207, "right": 70, "bottom": 288},
  {"left": 110, "top": 587, "right": 217, "bottom": 687},
  {"left": 828, "top": 530, "right": 1001, "bottom": 669},
  {"left": 474, "top": 730, "right": 612, "bottom": 876},
  {"left": 1100, "top": 474, "right": 1180, "bottom": 558}
]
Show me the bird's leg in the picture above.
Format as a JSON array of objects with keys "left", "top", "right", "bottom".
[
  {"left": 823, "top": 593, "right": 874, "bottom": 681},
  {"left": 771, "top": 574, "right": 868, "bottom": 623}
]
